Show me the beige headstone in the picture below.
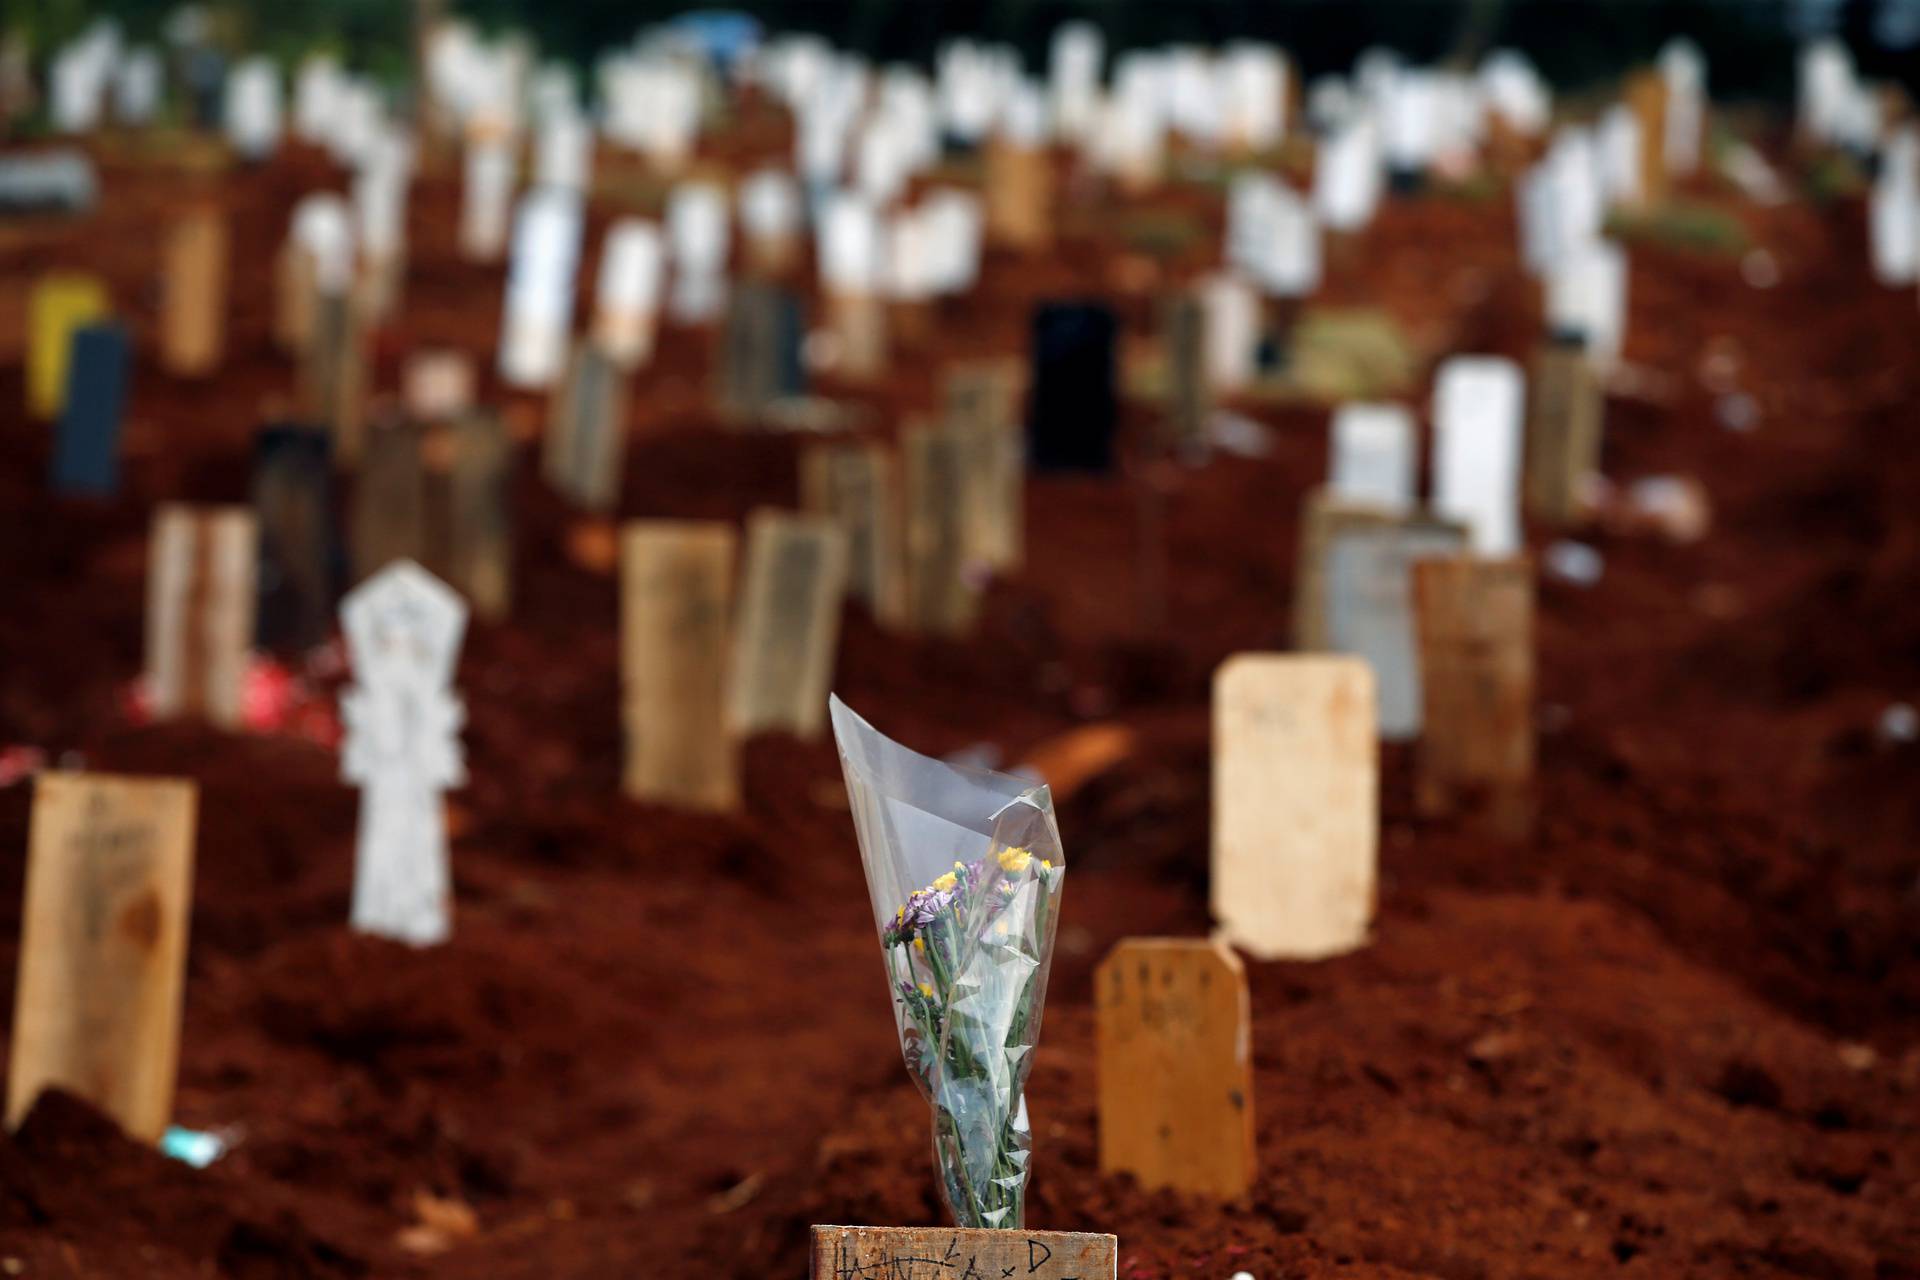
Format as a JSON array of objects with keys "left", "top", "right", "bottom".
[
  {"left": 1525, "top": 342, "right": 1603, "bottom": 525},
  {"left": 900, "top": 421, "right": 980, "bottom": 637},
  {"left": 160, "top": 206, "right": 227, "bottom": 377},
  {"left": 1211, "top": 653, "right": 1378, "bottom": 959}
]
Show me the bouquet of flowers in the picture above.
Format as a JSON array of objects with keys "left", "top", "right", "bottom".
[{"left": 830, "top": 696, "right": 1066, "bottom": 1230}]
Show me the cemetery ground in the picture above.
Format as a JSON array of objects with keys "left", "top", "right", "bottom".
[{"left": 1, "top": 137, "right": 1917, "bottom": 1278}]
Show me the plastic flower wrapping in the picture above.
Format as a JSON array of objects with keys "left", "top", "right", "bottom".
[{"left": 829, "top": 696, "right": 1065, "bottom": 1230}]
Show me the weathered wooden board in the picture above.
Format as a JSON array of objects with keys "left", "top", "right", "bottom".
[
  {"left": 1413, "top": 556, "right": 1535, "bottom": 839},
  {"left": 900, "top": 422, "right": 980, "bottom": 637},
  {"left": 300, "top": 291, "right": 367, "bottom": 468},
  {"left": 942, "top": 360, "right": 1027, "bottom": 574},
  {"left": 1525, "top": 341, "right": 1603, "bottom": 525},
  {"left": 545, "top": 343, "right": 629, "bottom": 512},
  {"left": 161, "top": 206, "right": 227, "bottom": 377},
  {"left": 1096, "top": 937, "right": 1254, "bottom": 1199},
  {"left": 620, "top": 521, "right": 738, "bottom": 811},
  {"left": 985, "top": 139, "right": 1052, "bottom": 251},
  {"left": 799, "top": 440, "right": 905, "bottom": 625},
  {"left": 726, "top": 509, "right": 848, "bottom": 740},
  {"left": 350, "top": 416, "right": 428, "bottom": 584},
  {"left": 810, "top": 1226, "right": 1117, "bottom": 1280},
  {"left": 146, "top": 504, "right": 257, "bottom": 729},
  {"left": 1212, "top": 653, "right": 1378, "bottom": 959},
  {"left": 445, "top": 410, "right": 513, "bottom": 622},
  {"left": 7, "top": 772, "right": 197, "bottom": 1142}
]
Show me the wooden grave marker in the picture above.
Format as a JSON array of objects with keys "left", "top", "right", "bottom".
[
  {"left": 545, "top": 343, "right": 629, "bottom": 513},
  {"left": 51, "top": 322, "right": 131, "bottom": 497},
  {"left": 27, "top": 274, "right": 108, "bottom": 420},
  {"left": 985, "top": 139, "right": 1053, "bottom": 252},
  {"left": 727, "top": 510, "right": 849, "bottom": 740},
  {"left": 1293, "top": 490, "right": 1390, "bottom": 652},
  {"left": 252, "top": 423, "right": 336, "bottom": 652},
  {"left": 273, "top": 237, "right": 315, "bottom": 354},
  {"left": 1625, "top": 70, "right": 1670, "bottom": 208},
  {"left": 620, "top": 521, "right": 738, "bottom": 811},
  {"left": 1162, "top": 290, "right": 1210, "bottom": 454},
  {"left": 799, "top": 441, "right": 905, "bottom": 625},
  {"left": 810, "top": 1227, "right": 1116, "bottom": 1280},
  {"left": 146, "top": 504, "right": 257, "bottom": 729},
  {"left": 1324, "top": 513, "right": 1469, "bottom": 741},
  {"left": 1525, "top": 339, "right": 1604, "bottom": 525},
  {"left": 300, "top": 290, "right": 368, "bottom": 468},
  {"left": 901, "top": 421, "right": 981, "bottom": 637},
  {"left": 1212, "top": 653, "right": 1377, "bottom": 959},
  {"left": 350, "top": 414, "right": 428, "bottom": 584},
  {"left": 1413, "top": 556, "right": 1535, "bottom": 839},
  {"left": 443, "top": 410, "right": 513, "bottom": 622},
  {"left": 942, "top": 359, "right": 1027, "bottom": 574},
  {"left": 1096, "top": 937, "right": 1254, "bottom": 1199},
  {"left": 7, "top": 772, "right": 197, "bottom": 1142},
  {"left": 160, "top": 206, "right": 227, "bottom": 377},
  {"left": 717, "top": 280, "right": 805, "bottom": 425}
]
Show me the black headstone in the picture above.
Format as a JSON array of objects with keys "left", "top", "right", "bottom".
[
  {"left": 1028, "top": 301, "right": 1117, "bottom": 473},
  {"left": 252, "top": 424, "right": 338, "bottom": 653},
  {"left": 51, "top": 322, "right": 129, "bottom": 497}
]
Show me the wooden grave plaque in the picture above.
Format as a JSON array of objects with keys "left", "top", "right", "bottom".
[
  {"left": 620, "top": 521, "right": 738, "bottom": 811},
  {"left": 1212, "top": 653, "right": 1378, "bottom": 960},
  {"left": 146, "top": 504, "right": 257, "bottom": 729},
  {"left": 984, "top": 139, "right": 1052, "bottom": 251},
  {"left": 717, "top": 280, "right": 804, "bottom": 425},
  {"left": 1323, "top": 513, "right": 1469, "bottom": 741},
  {"left": 1096, "top": 937, "right": 1254, "bottom": 1199},
  {"left": 300, "top": 290, "right": 368, "bottom": 468},
  {"left": 350, "top": 415, "right": 428, "bottom": 584},
  {"left": 545, "top": 343, "right": 629, "bottom": 513},
  {"left": 901, "top": 422, "right": 980, "bottom": 638},
  {"left": 7, "top": 772, "right": 197, "bottom": 1142},
  {"left": 941, "top": 359, "right": 1026, "bottom": 574},
  {"left": 799, "top": 441, "right": 904, "bottom": 625},
  {"left": 161, "top": 206, "right": 227, "bottom": 377},
  {"left": 810, "top": 1227, "right": 1116, "bottom": 1280},
  {"left": 273, "top": 239, "right": 315, "bottom": 354},
  {"left": 727, "top": 510, "right": 849, "bottom": 740},
  {"left": 1525, "top": 340, "right": 1603, "bottom": 525},
  {"left": 1162, "top": 290, "right": 1210, "bottom": 454},
  {"left": 444, "top": 409, "right": 513, "bottom": 622},
  {"left": 1413, "top": 556, "right": 1535, "bottom": 839},
  {"left": 827, "top": 290, "right": 886, "bottom": 383},
  {"left": 1625, "top": 70, "right": 1669, "bottom": 208},
  {"left": 27, "top": 274, "right": 108, "bottom": 420}
]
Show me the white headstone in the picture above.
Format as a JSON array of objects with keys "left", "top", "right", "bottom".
[
  {"left": 535, "top": 109, "right": 592, "bottom": 194},
  {"left": 1049, "top": 23, "right": 1103, "bottom": 146},
  {"left": 340, "top": 561, "right": 467, "bottom": 948},
  {"left": 1222, "top": 43, "right": 1286, "bottom": 151},
  {"left": 1545, "top": 238, "right": 1628, "bottom": 367},
  {"left": 819, "top": 190, "right": 883, "bottom": 294},
  {"left": 1431, "top": 357, "right": 1525, "bottom": 556},
  {"left": 292, "top": 193, "right": 356, "bottom": 296},
  {"left": 224, "top": 56, "right": 282, "bottom": 161},
  {"left": 498, "top": 188, "right": 584, "bottom": 388},
  {"left": 593, "top": 217, "right": 666, "bottom": 365},
  {"left": 1597, "top": 105, "right": 1641, "bottom": 208},
  {"left": 667, "top": 181, "right": 730, "bottom": 322},
  {"left": 461, "top": 120, "right": 517, "bottom": 261},
  {"left": 1201, "top": 272, "right": 1260, "bottom": 393},
  {"left": 1315, "top": 116, "right": 1382, "bottom": 232},
  {"left": 739, "top": 167, "right": 800, "bottom": 246},
  {"left": 1329, "top": 403, "right": 1416, "bottom": 513},
  {"left": 1660, "top": 39, "right": 1706, "bottom": 175},
  {"left": 114, "top": 48, "right": 163, "bottom": 125}
]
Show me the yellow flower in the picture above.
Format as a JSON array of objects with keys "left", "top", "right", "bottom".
[
  {"left": 918, "top": 982, "right": 934, "bottom": 998},
  {"left": 932, "top": 871, "right": 958, "bottom": 892},
  {"left": 912, "top": 936, "right": 925, "bottom": 953},
  {"left": 1041, "top": 859, "right": 1053, "bottom": 871},
  {"left": 997, "top": 846, "right": 1033, "bottom": 874}
]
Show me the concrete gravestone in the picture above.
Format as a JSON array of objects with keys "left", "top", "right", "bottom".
[{"left": 340, "top": 562, "right": 468, "bottom": 947}]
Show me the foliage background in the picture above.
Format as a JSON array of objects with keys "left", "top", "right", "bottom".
[{"left": 4, "top": 0, "right": 1918, "bottom": 103}]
